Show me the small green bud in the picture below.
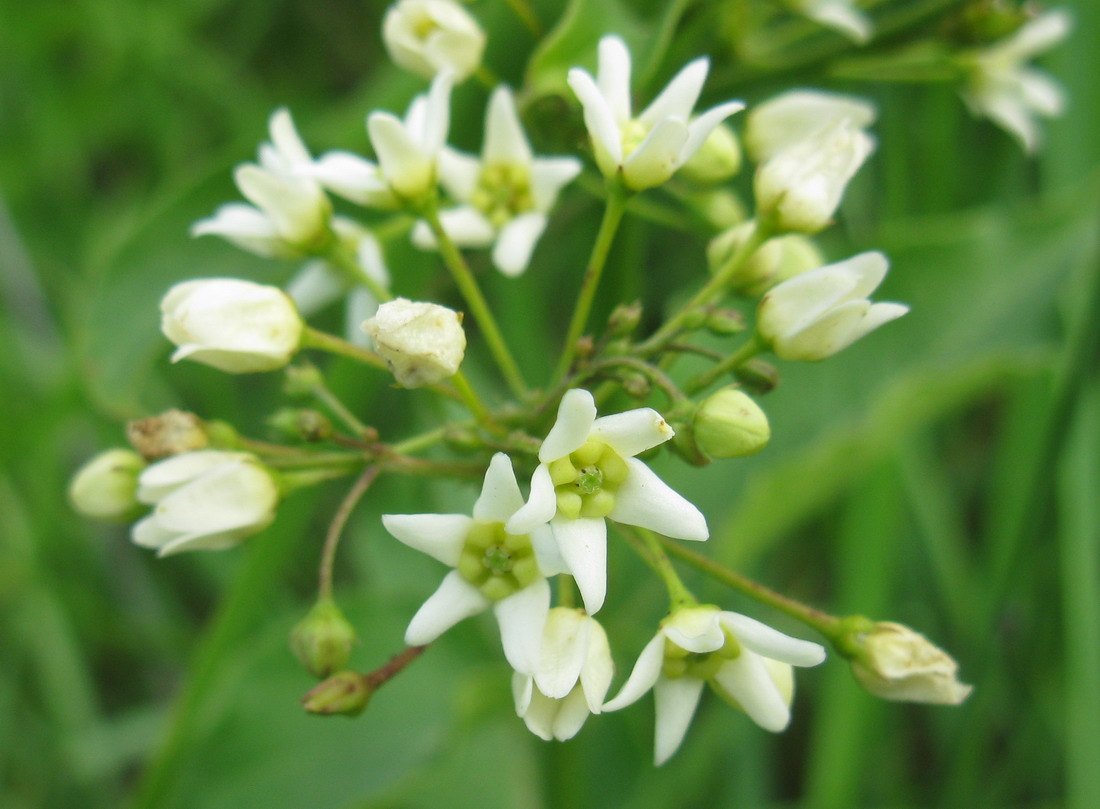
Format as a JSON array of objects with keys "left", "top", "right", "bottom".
[
  {"left": 607, "top": 301, "right": 643, "bottom": 337},
  {"left": 443, "top": 424, "right": 482, "bottom": 453},
  {"left": 284, "top": 363, "right": 325, "bottom": 398},
  {"left": 680, "top": 309, "right": 709, "bottom": 332},
  {"left": 734, "top": 359, "right": 780, "bottom": 395},
  {"left": 268, "top": 408, "right": 334, "bottom": 443},
  {"left": 68, "top": 448, "right": 145, "bottom": 521},
  {"left": 742, "top": 234, "right": 824, "bottom": 296},
  {"left": 301, "top": 669, "right": 372, "bottom": 716},
  {"left": 693, "top": 188, "right": 748, "bottom": 230},
  {"left": 290, "top": 598, "right": 358, "bottom": 679},
  {"left": 203, "top": 420, "right": 240, "bottom": 449},
  {"left": 126, "top": 409, "right": 209, "bottom": 460},
  {"left": 693, "top": 388, "right": 770, "bottom": 459},
  {"left": 620, "top": 372, "right": 651, "bottom": 398},
  {"left": 678, "top": 122, "right": 742, "bottom": 184},
  {"left": 705, "top": 309, "right": 747, "bottom": 336}
]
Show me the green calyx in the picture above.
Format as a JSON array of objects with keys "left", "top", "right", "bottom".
[
  {"left": 472, "top": 163, "right": 534, "bottom": 227},
  {"left": 457, "top": 521, "right": 539, "bottom": 600},
  {"left": 548, "top": 438, "right": 629, "bottom": 520},
  {"left": 661, "top": 629, "right": 742, "bottom": 680}
]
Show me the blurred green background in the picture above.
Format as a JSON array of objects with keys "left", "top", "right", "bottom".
[{"left": 2, "top": 0, "right": 1099, "bottom": 806}]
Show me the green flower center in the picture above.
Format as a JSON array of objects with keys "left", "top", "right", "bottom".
[
  {"left": 620, "top": 119, "right": 650, "bottom": 161},
  {"left": 548, "top": 438, "right": 629, "bottom": 520},
  {"left": 471, "top": 163, "right": 534, "bottom": 227},
  {"left": 661, "top": 631, "right": 742, "bottom": 680},
  {"left": 456, "top": 521, "right": 539, "bottom": 600}
]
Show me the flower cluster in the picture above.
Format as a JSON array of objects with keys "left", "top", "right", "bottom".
[{"left": 69, "top": 0, "right": 1035, "bottom": 771}]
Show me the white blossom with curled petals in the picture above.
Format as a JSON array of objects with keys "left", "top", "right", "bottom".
[
  {"left": 412, "top": 86, "right": 582, "bottom": 276},
  {"left": 383, "top": 0, "right": 486, "bottom": 82},
  {"left": 567, "top": 35, "right": 745, "bottom": 190},
  {"left": 513, "top": 607, "right": 614, "bottom": 741},
  {"left": 507, "top": 389, "right": 708, "bottom": 615},
  {"left": 961, "top": 9, "right": 1071, "bottom": 153},
  {"left": 603, "top": 606, "right": 825, "bottom": 765},
  {"left": 382, "top": 454, "right": 566, "bottom": 674},
  {"left": 192, "top": 108, "right": 331, "bottom": 258}
]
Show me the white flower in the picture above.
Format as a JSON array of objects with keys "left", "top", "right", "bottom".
[
  {"left": 567, "top": 35, "right": 745, "bottom": 190},
  {"left": 603, "top": 606, "right": 825, "bottom": 765},
  {"left": 850, "top": 622, "right": 973, "bottom": 705},
  {"left": 513, "top": 608, "right": 614, "bottom": 741},
  {"left": 161, "top": 278, "right": 303, "bottom": 373},
  {"left": 192, "top": 108, "right": 331, "bottom": 258},
  {"left": 69, "top": 448, "right": 146, "bottom": 521},
  {"left": 362, "top": 297, "right": 466, "bottom": 387},
  {"left": 367, "top": 71, "right": 453, "bottom": 201},
  {"left": 383, "top": 0, "right": 486, "bottom": 82},
  {"left": 507, "top": 389, "right": 708, "bottom": 615},
  {"left": 286, "top": 217, "right": 391, "bottom": 347},
  {"left": 131, "top": 450, "right": 279, "bottom": 557},
  {"left": 786, "top": 0, "right": 872, "bottom": 44},
  {"left": 754, "top": 118, "right": 875, "bottom": 234},
  {"left": 961, "top": 10, "right": 1071, "bottom": 153},
  {"left": 756, "top": 251, "right": 908, "bottom": 361},
  {"left": 382, "top": 454, "right": 565, "bottom": 674},
  {"left": 745, "top": 89, "right": 876, "bottom": 162},
  {"left": 412, "top": 86, "right": 582, "bottom": 276}
]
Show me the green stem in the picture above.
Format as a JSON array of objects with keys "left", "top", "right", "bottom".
[
  {"left": 279, "top": 465, "right": 360, "bottom": 492},
  {"left": 451, "top": 371, "right": 493, "bottom": 427},
  {"left": 390, "top": 426, "right": 447, "bottom": 455},
  {"left": 501, "top": 0, "right": 541, "bottom": 36},
  {"left": 318, "top": 466, "right": 379, "bottom": 600},
  {"left": 623, "top": 527, "right": 695, "bottom": 609},
  {"left": 660, "top": 538, "right": 841, "bottom": 639},
  {"left": 684, "top": 334, "right": 765, "bottom": 395},
  {"left": 583, "top": 355, "right": 688, "bottom": 404},
  {"left": 421, "top": 205, "right": 529, "bottom": 399},
  {"left": 557, "top": 575, "right": 576, "bottom": 609},
  {"left": 309, "top": 380, "right": 372, "bottom": 438},
  {"left": 324, "top": 247, "right": 392, "bottom": 303},
  {"left": 636, "top": 220, "right": 772, "bottom": 357},
  {"left": 551, "top": 186, "right": 630, "bottom": 386},
  {"left": 301, "top": 326, "right": 388, "bottom": 371}
]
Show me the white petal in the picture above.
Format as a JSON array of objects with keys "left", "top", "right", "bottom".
[
  {"left": 483, "top": 86, "right": 532, "bottom": 165},
  {"left": 603, "top": 632, "right": 665, "bottom": 711},
  {"left": 528, "top": 157, "right": 582, "bottom": 211},
  {"left": 153, "top": 461, "right": 275, "bottom": 534},
  {"left": 473, "top": 452, "right": 525, "bottom": 524},
  {"left": 437, "top": 147, "right": 482, "bottom": 201},
  {"left": 530, "top": 524, "right": 568, "bottom": 576},
  {"left": 551, "top": 516, "right": 607, "bottom": 615},
  {"left": 190, "top": 203, "right": 276, "bottom": 240},
  {"left": 638, "top": 57, "right": 709, "bottom": 127},
  {"left": 268, "top": 107, "right": 312, "bottom": 167},
  {"left": 495, "top": 578, "right": 550, "bottom": 674},
  {"left": 610, "top": 458, "right": 709, "bottom": 541},
  {"left": 344, "top": 287, "right": 378, "bottom": 347},
  {"left": 493, "top": 212, "right": 547, "bottom": 277},
  {"left": 137, "top": 450, "right": 246, "bottom": 503},
  {"left": 712, "top": 652, "right": 791, "bottom": 732},
  {"left": 719, "top": 613, "right": 826, "bottom": 667},
  {"left": 308, "top": 151, "right": 395, "bottom": 207},
  {"left": 413, "top": 206, "right": 495, "bottom": 250},
  {"left": 591, "top": 408, "right": 674, "bottom": 457},
  {"left": 422, "top": 71, "right": 454, "bottom": 155},
  {"left": 535, "top": 609, "right": 590, "bottom": 699},
  {"left": 1018, "top": 69, "right": 1066, "bottom": 117},
  {"left": 286, "top": 262, "right": 344, "bottom": 316},
  {"left": 518, "top": 687, "right": 557, "bottom": 741},
  {"left": 662, "top": 607, "right": 725, "bottom": 654},
  {"left": 131, "top": 515, "right": 176, "bottom": 550},
  {"left": 568, "top": 68, "right": 623, "bottom": 168},
  {"left": 368, "top": 112, "right": 432, "bottom": 198},
  {"left": 156, "top": 527, "right": 253, "bottom": 557},
  {"left": 978, "top": 91, "right": 1040, "bottom": 153},
  {"left": 505, "top": 464, "right": 557, "bottom": 534},
  {"left": 353, "top": 228, "right": 391, "bottom": 288},
  {"left": 405, "top": 570, "right": 490, "bottom": 645},
  {"left": 579, "top": 619, "right": 615, "bottom": 713},
  {"left": 550, "top": 686, "right": 593, "bottom": 740},
  {"left": 999, "top": 9, "right": 1072, "bottom": 61},
  {"left": 622, "top": 117, "right": 689, "bottom": 190},
  {"left": 680, "top": 100, "right": 746, "bottom": 165},
  {"left": 513, "top": 671, "right": 534, "bottom": 715},
  {"left": 653, "top": 676, "right": 706, "bottom": 765},
  {"left": 382, "top": 513, "right": 473, "bottom": 566},
  {"left": 597, "top": 35, "right": 633, "bottom": 124},
  {"left": 539, "top": 388, "right": 597, "bottom": 462},
  {"left": 804, "top": 0, "right": 873, "bottom": 43}
]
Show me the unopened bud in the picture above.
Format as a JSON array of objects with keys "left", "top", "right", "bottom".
[
  {"left": 268, "top": 409, "right": 334, "bottom": 443},
  {"left": 680, "top": 309, "right": 708, "bottom": 332},
  {"left": 363, "top": 298, "right": 466, "bottom": 388},
  {"left": 844, "top": 619, "right": 973, "bottom": 705},
  {"left": 693, "top": 388, "right": 770, "bottom": 459},
  {"left": 679, "top": 122, "right": 742, "bottom": 185},
  {"left": 69, "top": 448, "right": 146, "bottom": 521},
  {"left": 127, "top": 409, "right": 209, "bottom": 460},
  {"left": 443, "top": 424, "right": 482, "bottom": 453},
  {"left": 670, "top": 422, "right": 710, "bottom": 467},
  {"left": 290, "top": 598, "right": 358, "bottom": 679},
  {"left": 608, "top": 301, "right": 643, "bottom": 337},
  {"left": 301, "top": 669, "right": 373, "bottom": 716},
  {"left": 705, "top": 309, "right": 747, "bottom": 336},
  {"left": 620, "top": 373, "right": 651, "bottom": 398},
  {"left": 734, "top": 359, "right": 780, "bottom": 394},
  {"left": 283, "top": 363, "right": 325, "bottom": 398}
]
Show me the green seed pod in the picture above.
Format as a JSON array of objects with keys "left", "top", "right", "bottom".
[
  {"left": 300, "top": 669, "right": 372, "bottom": 717},
  {"left": 289, "top": 598, "right": 358, "bottom": 679}
]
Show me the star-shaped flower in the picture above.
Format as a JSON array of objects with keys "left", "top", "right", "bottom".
[
  {"left": 507, "top": 389, "right": 708, "bottom": 615},
  {"left": 603, "top": 605, "right": 825, "bottom": 765},
  {"left": 382, "top": 453, "right": 564, "bottom": 674},
  {"left": 567, "top": 35, "right": 744, "bottom": 191},
  {"left": 412, "top": 86, "right": 582, "bottom": 276}
]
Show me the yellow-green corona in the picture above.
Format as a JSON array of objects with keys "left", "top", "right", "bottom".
[
  {"left": 456, "top": 522, "right": 540, "bottom": 600},
  {"left": 548, "top": 438, "right": 630, "bottom": 520}
]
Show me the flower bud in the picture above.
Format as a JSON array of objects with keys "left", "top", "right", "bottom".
[
  {"left": 754, "top": 119, "right": 875, "bottom": 234},
  {"left": 301, "top": 669, "right": 373, "bottom": 716},
  {"left": 607, "top": 301, "right": 643, "bottom": 337},
  {"left": 678, "top": 122, "right": 742, "bottom": 184},
  {"left": 704, "top": 309, "right": 746, "bottom": 336},
  {"left": 283, "top": 363, "right": 325, "bottom": 398},
  {"left": 693, "top": 388, "right": 770, "bottom": 459},
  {"left": 382, "top": 0, "right": 486, "bottom": 82},
  {"left": 745, "top": 89, "right": 876, "bottom": 163},
  {"left": 127, "top": 409, "right": 209, "bottom": 460},
  {"left": 733, "top": 358, "right": 780, "bottom": 394},
  {"left": 290, "top": 598, "right": 358, "bottom": 678},
  {"left": 161, "top": 279, "right": 303, "bottom": 373},
  {"left": 362, "top": 298, "right": 466, "bottom": 388},
  {"left": 693, "top": 188, "right": 748, "bottom": 230},
  {"left": 848, "top": 621, "right": 972, "bottom": 705},
  {"left": 69, "top": 449, "right": 145, "bottom": 522},
  {"left": 267, "top": 408, "right": 334, "bottom": 443}
]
